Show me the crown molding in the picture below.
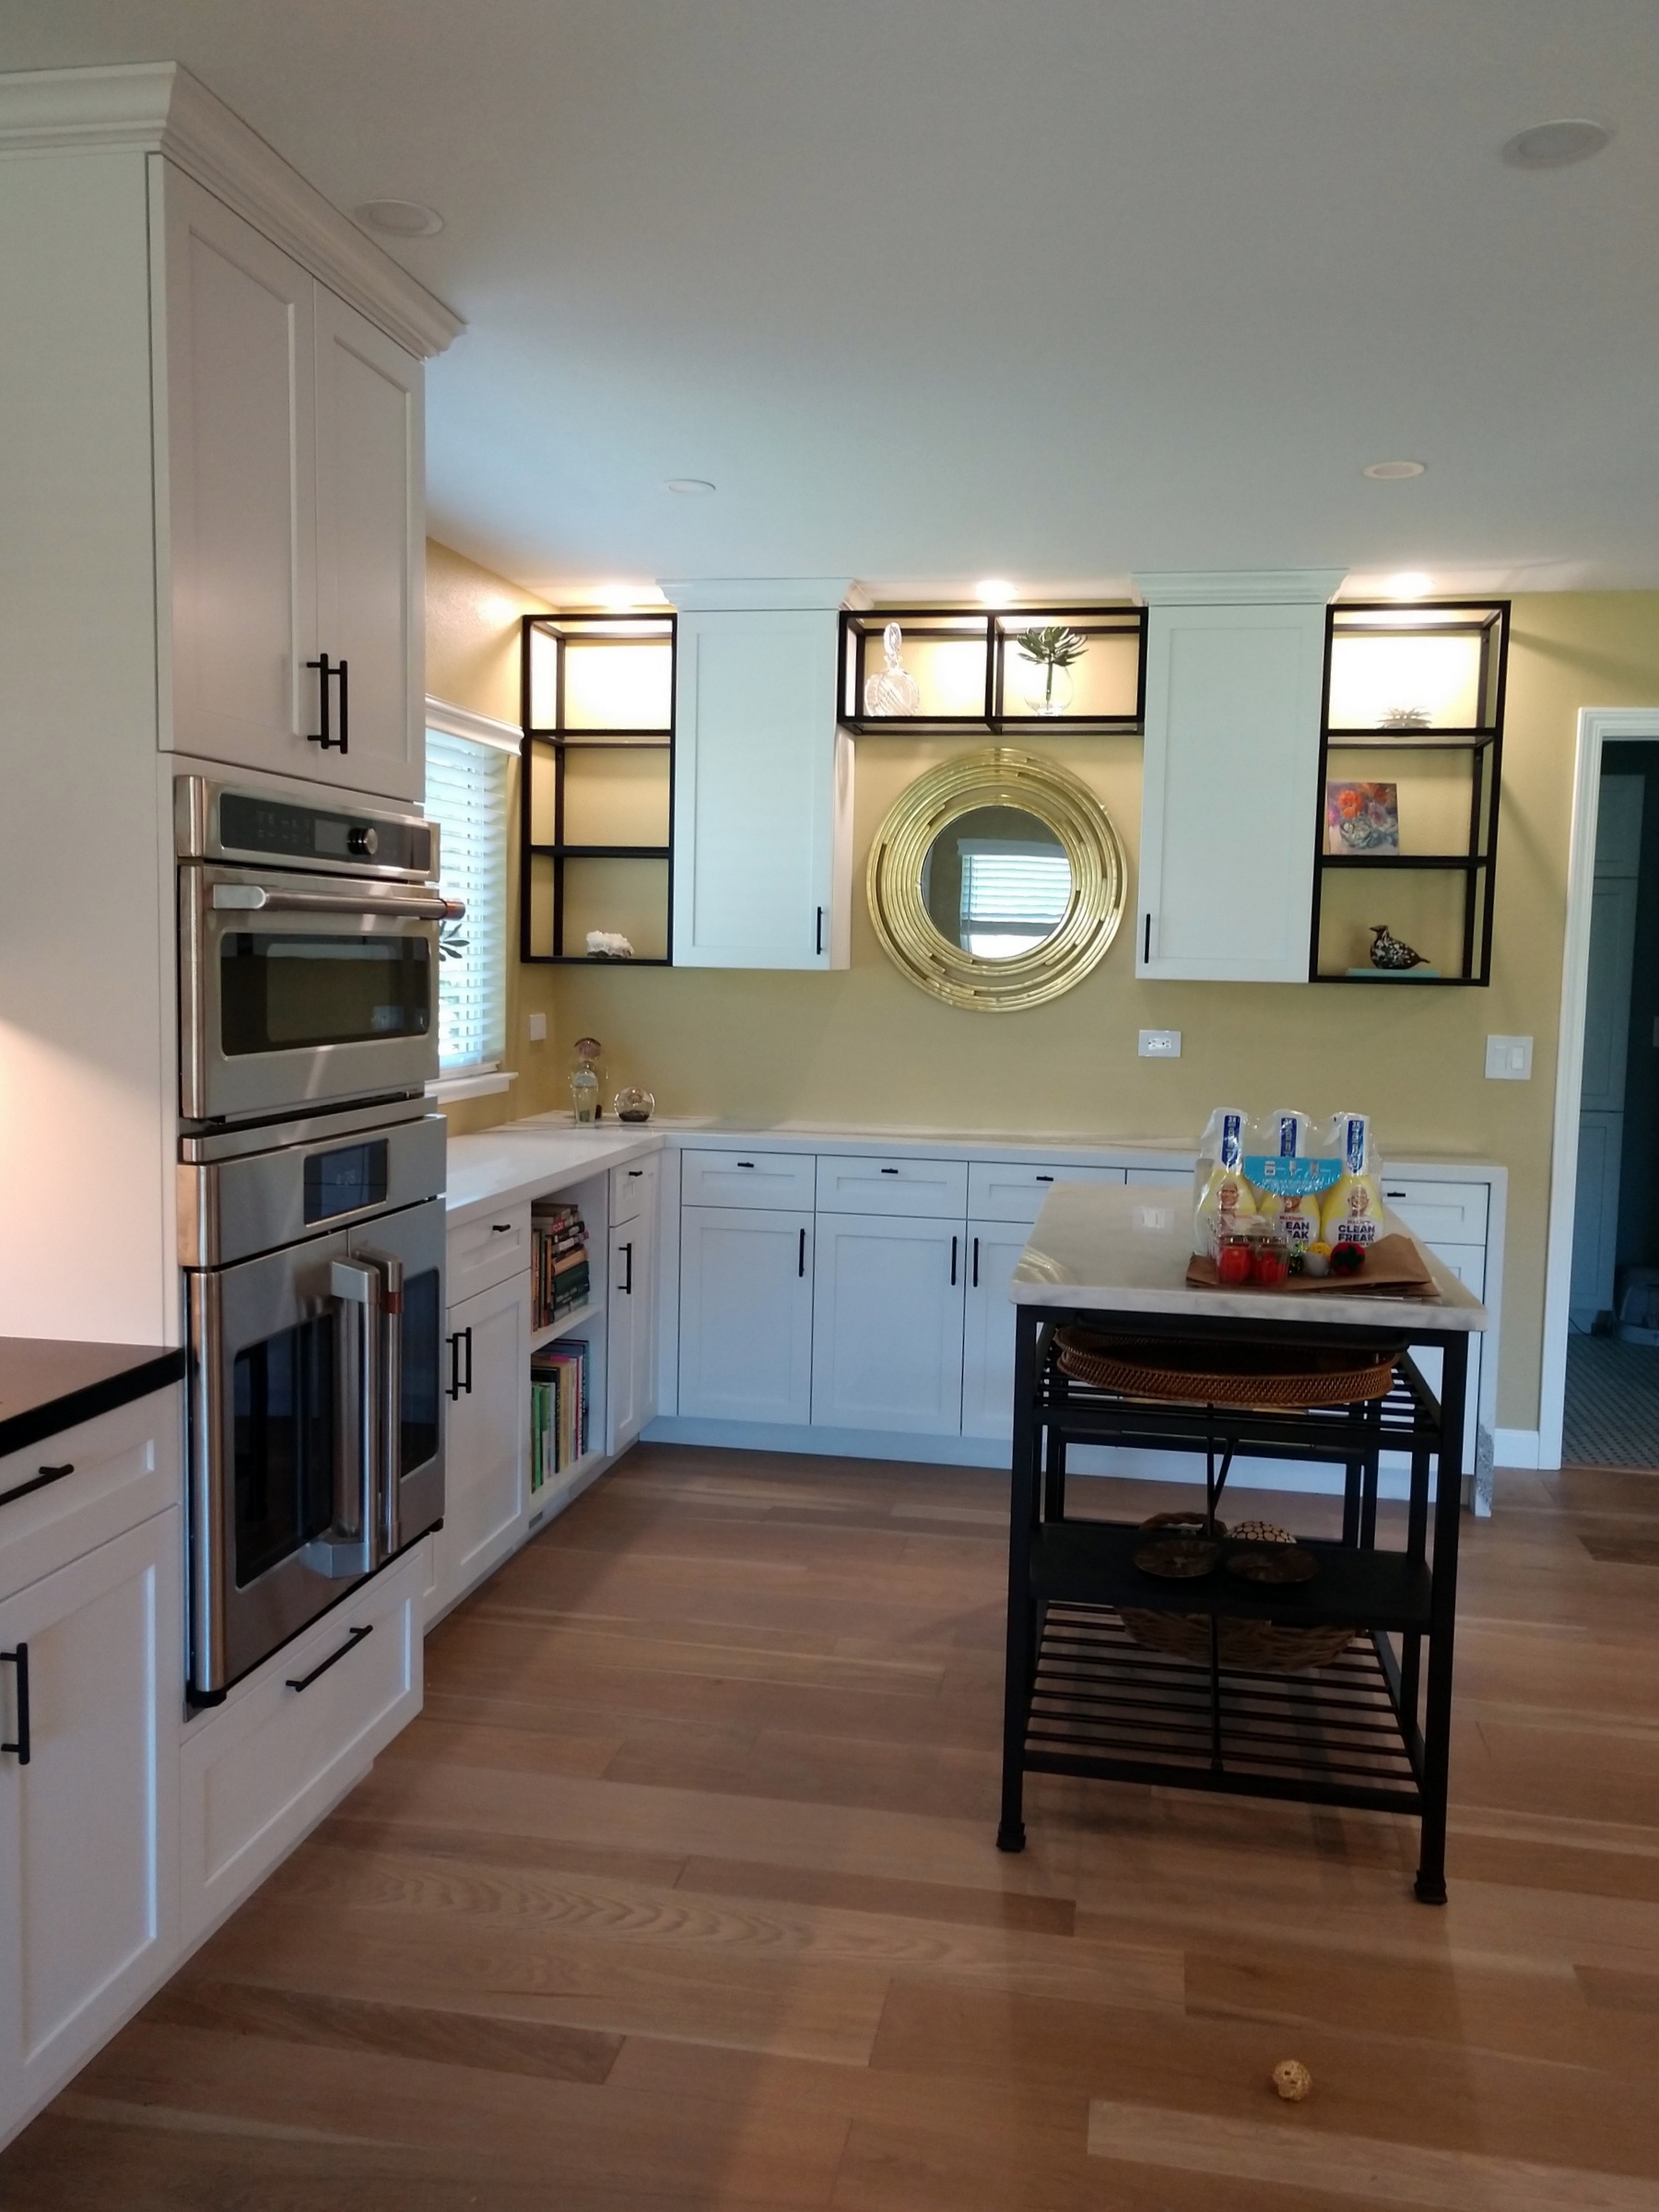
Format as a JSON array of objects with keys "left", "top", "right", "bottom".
[
  {"left": 425, "top": 696, "right": 520, "bottom": 753},
  {"left": 1131, "top": 569, "right": 1347, "bottom": 606},
  {"left": 0, "top": 62, "right": 463, "bottom": 359},
  {"left": 659, "top": 577, "right": 869, "bottom": 613}
]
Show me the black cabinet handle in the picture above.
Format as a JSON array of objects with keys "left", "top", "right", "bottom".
[
  {"left": 737, "top": 1160, "right": 755, "bottom": 1169},
  {"left": 798, "top": 1227, "right": 806, "bottom": 1277},
  {"left": 950, "top": 1234, "right": 959, "bottom": 1287},
  {"left": 38, "top": 1462, "right": 74, "bottom": 1477},
  {"left": 1036, "top": 1174, "right": 1053, "bottom": 1183},
  {"left": 816, "top": 905, "right": 824, "bottom": 956},
  {"left": 621, "top": 1240, "right": 634, "bottom": 1296},
  {"left": 490, "top": 1222, "right": 514, "bottom": 1235},
  {"left": 446, "top": 1325, "right": 472, "bottom": 1399},
  {"left": 972, "top": 1235, "right": 980, "bottom": 1288},
  {"left": 287, "top": 1623, "right": 371, "bottom": 1694},
  {"left": 880, "top": 1167, "right": 899, "bottom": 1175},
  {"left": 2, "top": 1644, "right": 29, "bottom": 1765},
  {"left": 1142, "top": 913, "right": 1151, "bottom": 963},
  {"left": 306, "top": 654, "right": 349, "bottom": 755}
]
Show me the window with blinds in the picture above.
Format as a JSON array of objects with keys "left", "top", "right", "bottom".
[
  {"left": 959, "top": 841, "right": 1071, "bottom": 958},
  {"left": 425, "top": 730, "right": 511, "bottom": 1071}
]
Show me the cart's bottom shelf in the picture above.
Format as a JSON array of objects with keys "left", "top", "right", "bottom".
[{"left": 1025, "top": 1601, "right": 1421, "bottom": 1814}]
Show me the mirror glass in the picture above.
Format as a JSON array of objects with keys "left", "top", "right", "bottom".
[{"left": 921, "top": 806, "right": 1072, "bottom": 959}]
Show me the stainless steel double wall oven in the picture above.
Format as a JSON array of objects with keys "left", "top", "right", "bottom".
[{"left": 177, "top": 779, "right": 462, "bottom": 1701}]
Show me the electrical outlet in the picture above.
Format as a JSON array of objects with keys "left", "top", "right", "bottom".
[
  {"left": 1485, "top": 1034, "right": 1532, "bottom": 1081},
  {"left": 1138, "top": 1029, "right": 1182, "bottom": 1058},
  {"left": 527, "top": 1012, "right": 547, "bottom": 1042}
]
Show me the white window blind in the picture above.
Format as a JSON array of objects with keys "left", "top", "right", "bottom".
[
  {"left": 425, "top": 730, "right": 510, "bottom": 1072},
  {"left": 959, "top": 841, "right": 1071, "bottom": 958}
]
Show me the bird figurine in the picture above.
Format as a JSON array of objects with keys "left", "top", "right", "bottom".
[{"left": 1369, "top": 924, "right": 1428, "bottom": 971}]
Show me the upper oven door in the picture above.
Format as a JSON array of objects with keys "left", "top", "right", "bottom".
[{"left": 181, "top": 862, "right": 452, "bottom": 1124}]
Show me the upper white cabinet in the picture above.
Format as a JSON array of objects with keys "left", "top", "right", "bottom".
[
  {"left": 1135, "top": 572, "right": 1343, "bottom": 983},
  {"left": 665, "top": 583, "right": 854, "bottom": 970},
  {"left": 162, "top": 168, "right": 425, "bottom": 803}
]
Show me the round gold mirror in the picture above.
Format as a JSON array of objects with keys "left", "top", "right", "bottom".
[{"left": 865, "top": 747, "right": 1126, "bottom": 1010}]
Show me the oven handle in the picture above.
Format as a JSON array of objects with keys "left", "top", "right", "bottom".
[
  {"left": 212, "top": 885, "right": 465, "bottom": 922},
  {"left": 354, "top": 1247, "right": 405, "bottom": 1566},
  {"left": 320, "top": 1256, "right": 382, "bottom": 1576}
]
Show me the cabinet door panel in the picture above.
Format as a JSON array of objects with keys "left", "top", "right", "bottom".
[
  {"left": 672, "top": 612, "right": 844, "bottom": 968},
  {"left": 961, "top": 1222, "right": 1035, "bottom": 1441},
  {"left": 163, "top": 169, "right": 316, "bottom": 776},
  {"left": 608, "top": 1206, "right": 656, "bottom": 1452},
  {"left": 0, "top": 1510, "right": 179, "bottom": 2143},
  {"left": 1138, "top": 601, "right": 1326, "bottom": 982},
  {"left": 312, "top": 288, "right": 423, "bottom": 802},
  {"left": 678, "top": 1208, "right": 813, "bottom": 1424},
  {"left": 812, "top": 1214, "right": 964, "bottom": 1435},
  {"left": 429, "top": 1273, "right": 528, "bottom": 1622}
]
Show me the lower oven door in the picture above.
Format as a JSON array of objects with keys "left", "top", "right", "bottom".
[
  {"left": 181, "top": 862, "right": 445, "bottom": 1125},
  {"left": 187, "top": 1196, "right": 445, "bottom": 1700}
]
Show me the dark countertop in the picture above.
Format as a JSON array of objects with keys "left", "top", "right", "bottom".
[{"left": 0, "top": 1340, "right": 184, "bottom": 1499}]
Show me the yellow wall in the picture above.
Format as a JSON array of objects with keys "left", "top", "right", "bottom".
[{"left": 426, "top": 546, "right": 1659, "bottom": 1432}]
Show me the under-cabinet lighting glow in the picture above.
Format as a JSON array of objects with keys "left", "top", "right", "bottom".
[{"left": 1385, "top": 572, "right": 1432, "bottom": 599}]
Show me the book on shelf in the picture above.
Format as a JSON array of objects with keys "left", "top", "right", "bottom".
[
  {"left": 530, "top": 1337, "right": 591, "bottom": 1489},
  {"left": 531, "top": 1202, "right": 589, "bottom": 1331}
]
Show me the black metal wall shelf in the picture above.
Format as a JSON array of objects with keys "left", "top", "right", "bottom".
[
  {"left": 520, "top": 612, "right": 677, "bottom": 965},
  {"left": 1309, "top": 600, "right": 1510, "bottom": 987},
  {"left": 839, "top": 605, "right": 1147, "bottom": 735}
]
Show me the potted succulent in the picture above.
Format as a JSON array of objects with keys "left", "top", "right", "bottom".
[{"left": 1013, "top": 624, "right": 1088, "bottom": 715}]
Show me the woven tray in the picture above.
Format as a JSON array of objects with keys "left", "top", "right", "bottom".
[
  {"left": 1120, "top": 1516, "right": 1354, "bottom": 1674},
  {"left": 1055, "top": 1327, "right": 1400, "bottom": 1407}
]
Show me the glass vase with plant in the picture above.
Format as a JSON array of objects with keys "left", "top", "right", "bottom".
[{"left": 1013, "top": 624, "right": 1088, "bottom": 715}]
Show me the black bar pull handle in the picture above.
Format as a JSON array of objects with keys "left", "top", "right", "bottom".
[
  {"left": 287, "top": 1623, "right": 371, "bottom": 1694},
  {"left": 464, "top": 1324, "right": 473, "bottom": 1396},
  {"left": 337, "top": 654, "right": 349, "bottom": 755},
  {"left": 798, "top": 1227, "right": 806, "bottom": 1277},
  {"left": 950, "top": 1234, "right": 959, "bottom": 1287},
  {"left": 306, "top": 654, "right": 349, "bottom": 754},
  {"left": 621, "top": 1240, "right": 634, "bottom": 1296},
  {"left": 816, "top": 905, "right": 825, "bottom": 956},
  {"left": 2, "top": 1644, "right": 29, "bottom": 1764},
  {"left": 446, "top": 1326, "right": 473, "bottom": 1400},
  {"left": 972, "top": 1235, "right": 980, "bottom": 1288},
  {"left": 1142, "top": 912, "right": 1152, "bottom": 964}
]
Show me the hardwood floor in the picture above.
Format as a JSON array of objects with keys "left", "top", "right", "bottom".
[{"left": 7, "top": 1445, "right": 1659, "bottom": 2209}]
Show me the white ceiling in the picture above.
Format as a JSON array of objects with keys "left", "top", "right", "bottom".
[{"left": 6, "top": 2, "right": 1657, "bottom": 599}]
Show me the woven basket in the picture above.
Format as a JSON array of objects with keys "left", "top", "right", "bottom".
[
  {"left": 1120, "top": 1517, "right": 1355, "bottom": 1675},
  {"left": 1055, "top": 1327, "right": 1399, "bottom": 1408}
]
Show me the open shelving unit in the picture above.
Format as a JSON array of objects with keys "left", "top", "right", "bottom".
[
  {"left": 520, "top": 611, "right": 677, "bottom": 964},
  {"left": 1310, "top": 600, "right": 1510, "bottom": 986},
  {"left": 839, "top": 605, "right": 1146, "bottom": 735}
]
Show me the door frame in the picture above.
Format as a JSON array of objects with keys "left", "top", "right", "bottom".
[{"left": 1539, "top": 707, "right": 1659, "bottom": 1468}]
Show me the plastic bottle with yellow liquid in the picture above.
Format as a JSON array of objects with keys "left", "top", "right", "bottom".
[
  {"left": 1249, "top": 1110, "right": 1327, "bottom": 1247},
  {"left": 1192, "top": 1108, "right": 1256, "bottom": 1255},
  {"left": 1320, "top": 1112, "right": 1385, "bottom": 1248}
]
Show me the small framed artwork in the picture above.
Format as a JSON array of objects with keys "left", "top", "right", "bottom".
[{"left": 1325, "top": 780, "right": 1399, "bottom": 855}]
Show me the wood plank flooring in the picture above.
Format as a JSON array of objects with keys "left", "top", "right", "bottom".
[{"left": 7, "top": 1445, "right": 1659, "bottom": 2209}]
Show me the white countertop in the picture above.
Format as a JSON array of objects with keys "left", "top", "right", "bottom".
[
  {"left": 445, "top": 1120, "right": 665, "bottom": 1223},
  {"left": 1011, "top": 1182, "right": 1488, "bottom": 1333}
]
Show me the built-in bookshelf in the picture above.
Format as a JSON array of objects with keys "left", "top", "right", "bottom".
[{"left": 520, "top": 611, "right": 677, "bottom": 964}]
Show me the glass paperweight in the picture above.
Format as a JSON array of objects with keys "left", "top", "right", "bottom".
[
  {"left": 863, "top": 622, "right": 922, "bottom": 717},
  {"left": 614, "top": 1087, "right": 655, "bottom": 1124},
  {"left": 571, "top": 1036, "right": 603, "bottom": 1124}
]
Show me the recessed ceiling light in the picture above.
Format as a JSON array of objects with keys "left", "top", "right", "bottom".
[
  {"left": 1501, "top": 119, "right": 1611, "bottom": 170},
  {"left": 975, "top": 578, "right": 1015, "bottom": 605},
  {"left": 1386, "top": 571, "right": 1432, "bottom": 599},
  {"left": 354, "top": 198, "right": 444, "bottom": 238},
  {"left": 1363, "top": 460, "right": 1426, "bottom": 481},
  {"left": 665, "top": 478, "right": 716, "bottom": 496}
]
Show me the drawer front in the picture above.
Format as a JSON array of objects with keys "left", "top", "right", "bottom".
[
  {"left": 816, "top": 1155, "right": 969, "bottom": 1218},
  {"left": 178, "top": 1540, "right": 425, "bottom": 1945},
  {"left": 682, "top": 1148, "right": 817, "bottom": 1210},
  {"left": 1423, "top": 1241, "right": 1486, "bottom": 1300},
  {"left": 611, "top": 1154, "right": 659, "bottom": 1223},
  {"left": 1381, "top": 1180, "right": 1488, "bottom": 1247},
  {"left": 968, "top": 1160, "right": 1124, "bottom": 1224},
  {"left": 0, "top": 1387, "right": 182, "bottom": 1606},
  {"left": 448, "top": 1201, "right": 532, "bottom": 1302}
]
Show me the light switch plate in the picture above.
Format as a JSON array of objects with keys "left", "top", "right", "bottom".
[
  {"left": 1139, "top": 1030, "right": 1182, "bottom": 1058},
  {"left": 1485, "top": 1034, "right": 1532, "bottom": 1080},
  {"left": 527, "top": 1012, "right": 547, "bottom": 1042}
]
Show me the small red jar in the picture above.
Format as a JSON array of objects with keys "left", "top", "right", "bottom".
[
  {"left": 1217, "top": 1235, "right": 1255, "bottom": 1286},
  {"left": 1252, "top": 1237, "right": 1290, "bottom": 1288}
]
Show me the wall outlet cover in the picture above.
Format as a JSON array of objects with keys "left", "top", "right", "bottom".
[
  {"left": 1485, "top": 1034, "right": 1532, "bottom": 1080},
  {"left": 527, "top": 1012, "right": 547, "bottom": 1042},
  {"left": 1139, "top": 1030, "right": 1182, "bottom": 1058}
]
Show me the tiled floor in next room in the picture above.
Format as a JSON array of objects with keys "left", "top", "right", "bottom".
[{"left": 5, "top": 1444, "right": 1659, "bottom": 2210}]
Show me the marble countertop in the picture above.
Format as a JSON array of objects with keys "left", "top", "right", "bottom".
[
  {"left": 1011, "top": 1182, "right": 1488, "bottom": 1333},
  {"left": 0, "top": 1340, "right": 184, "bottom": 1483}
]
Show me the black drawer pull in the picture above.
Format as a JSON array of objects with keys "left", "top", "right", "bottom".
[
  {"left": 490, "top": 1222, "right": 514, "bottom": 1234},
  {"left": 287, "top": 1623, "right": 372, "bottom": 1694},
  {"left": 736, "top": 1160, "right": 755, "bottom": 1169},
  {"left": 38, "top": 1462, "right": 74, "bottom": 1477},
  {"left": 2, "top": 1644, "right": 29, "bottom": 1765},
  {"left": 880, "top": 1167, "right": 899, "bottom": 1175},
  {"left": 1036, "top": 1174, "right": 1053, "bottom": 1182}
]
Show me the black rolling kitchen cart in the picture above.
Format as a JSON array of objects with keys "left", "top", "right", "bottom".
[{"left": 997, "top": 1213, "right": 1483, "bottom": 1905}]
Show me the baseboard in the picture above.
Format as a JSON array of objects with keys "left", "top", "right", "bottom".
[{"left": 1493, "top": 1428, "right": 1542, "bottom": 1469}]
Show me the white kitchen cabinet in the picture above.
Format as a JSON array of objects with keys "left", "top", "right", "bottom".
[
  {"left": 0, "top": 1507, "right": 181, "bottom": 2146},
  {"left": 607, "top": 1199, "right": 657, "bottom": 1453},
  {"left": 961, "top": 1220, "right": 1034, "bottom": 1441},
  {"left": 1135, "top": 574, "right": 1341, "bottom": 983},
  {"left": 161, "top": 165, "right": 425, "bottom": 803},
  {"left": 679, "top": 1206, "right": 815, "bottom": 1424},
  {"left": 427, "top": 1272, "right": 530, "bottom": 1626},
  {"left": 812, "top": 1213, "right": 965, "bottom": 1435},
  {"left": 667, "top": 597, "right": 853, "bottom": 969}
]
